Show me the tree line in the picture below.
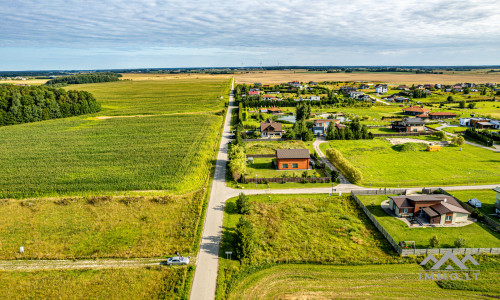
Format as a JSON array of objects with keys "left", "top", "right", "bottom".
[
  {"left": 464, "top": 128, "right": 494, "bottom": 146},
  {"left": 45, "top": 72, "right": 122, "bottom": 85},
  {"left": 0, "top": 84, "right": 101, "bottom": 126},
  {"left": 326, "top": 120, "right": 373, "bottom": 140}
]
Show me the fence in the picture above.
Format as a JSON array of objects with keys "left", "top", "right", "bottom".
[
  {"left": 242, "top": 138, "right": 301, "bottom": 142},
  {"left": 373, "top": 132, "right": 433, "bottom": 137},
  {"left": 353, "top": 188, "right": 408, "bottom": 195},
  {"left": 438, "top": 188, "right": 500, "bottom": 233},
  {"left": 244, "top": 177, "right": 332, "bottom": 184},
  {"left": 351, "top": 190, "right": 500, "bottom": 256},
  {"left": 246, "top": 154, "right": 275, "bottom": 158}
]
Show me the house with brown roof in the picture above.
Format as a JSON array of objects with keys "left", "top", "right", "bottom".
[
  {"left": 428, "top": 112, "right": 457, "bottom": 120},
  {"left": 391, "top": 118, "right": 426, "bottom": 132},
  {"left": 389, "top": 194, "right": 470, "bottom": 225},
  {"left": 276, "top": 149, "right": 310, "bottom": 170},
  {"left": 403, "top": 106, "right": 430, "bottom": 116},
  {"left": 312, "top": 119, "right": 341, "bottom": 135},
  {"left": 267, "top": 107, "right": 283, "bottom": 114},
  {"left": 260, "top": 119, "right": 283, "bottom": 137}
]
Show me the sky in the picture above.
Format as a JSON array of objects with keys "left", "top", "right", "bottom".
[{"left": 1, "top": 0, "right": 500, "bottom": 70}]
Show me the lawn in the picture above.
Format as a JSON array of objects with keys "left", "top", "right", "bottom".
[
  {"left": 449, "top": 189, "right": 500, "bottom": 225},
  {"left": 357, "top": 195, "right": 500, "bottom": 248},
  {"left": 65, "top": 78, "right": 230, "bottom": 116},
  {"left": 320, "top": 138, "right": 500, "bottom": 187},
  {"left": 0, "top": 114, "right": 221, "bottom": 198},
  {"left": 226, "top": 263, "right": 499, "bottom": 299},
  {"left": 244, "top": 157, "right": 326, "bottom": 178},
  {"left": 0, "top": 192, "right": 205, "bottom": 259},
  {"left": 368, "top": 127, "right": 394, "bottom": 134},
  {"left": 0, "top": 267, "right": 192, "bottom": 299}
]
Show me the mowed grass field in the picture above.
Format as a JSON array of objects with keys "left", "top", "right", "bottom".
[
  {"left": 0, "top": 114, "right": 221, "bottom": 198},
  {"left": 320, "top": 138, "right": 500, "bottom": 187},
  {"left": 358, "top": 195, "right": 500, "bottom": 248},
  {"left": 227, "top": 263, "right": 500, "bottom": 299},
  {"left": 67, "top": 77, "right": 230, "bottom": 116},
  {"left": 449, "top": 189, "right": 500, "bottom": 225},
  {"left": 0, "top": 192, "right": 204, "bottom": 259},
  {"left": 0, "top": 267, "right": 191, "bottom": 299}
]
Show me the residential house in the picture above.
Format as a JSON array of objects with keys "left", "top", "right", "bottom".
[
  {"left": 288, "top": 81, "right": 303, "bottom": 89},
  {"left": 416, "top": 85, "right": 425, "bottom": 90},
  {"left": 248, "top": 89, "right": 260, "bottom": 96},
  {"left": 398, "top": 85, "right": 409, "bottom": 90},
  {"left": 359, "top": 84, "right": 370, "bottom": 89},
  {"left": 424, "top": 84, "right": 434, "bottom": 89},
  {"left": 262, "top": 94, "right": 277, "bottom": 100},
  {"left": 403, "top": 106, "right": 430, "bottom": 116},
  {"left": 460, "top": 117, "right": 490, "bottom": 128},
  {"left": 453, "top": 85, "right": 463, "bottom": 92},
  {"left": 388, "top": 194, "right": 470, "bottom": 225},
  {"left": 375, "top": 84, "right": 387, "bottom": 94},
  {"left": 393, "top": 96, "right": 409, "bottom": 103},
  {"left": 259, "top": 108, "right": 268, "bottom": 113},
  {"left": 391, "top": 118, "right": 426, "bottom": 132},
  {"left": 349, "top": 91, "right": 365, "bottom": 99},
  {"left": 340, "top": 86, "right": 357, "bottom": 93},
  {"left": 267, "top": 107, "right": 283, "bottom": 114},
  {"left": 260, "top": 119, "right": 283, "bottom": 137},
  {"left": 428, "top": 112, "right": 457, "bottom": 120},
  {"left": 435, "top": 84, "right": 442, "bottom": 89},
  {"left": 493, "top": 187, "right": 500, "bottom": 214},
  {"left": 276, "top": 149, "right": 310, "bottom": 170},
  {"left": 312, "top": 119, "right": 340, "bottom": 135}
]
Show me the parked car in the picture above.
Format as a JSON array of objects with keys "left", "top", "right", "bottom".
[
  {"left": 468, "top": 198, "right": 482, "bottom": 208},
  {"left": 166, "top": 256, "right": 189, "bottom": 266}
]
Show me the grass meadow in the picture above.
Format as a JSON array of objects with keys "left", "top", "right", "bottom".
[
  {"left": 0, "top": 266, "right": 192, "bottom": 299},
  {"left": 449, "top": 189, "right": 500, "bottom": 225},
  {"left": 0, "top": 114, "right": 221, "bottom": 198},
  {"left": 320, "top": 138, "right": 500, "bottom": 187},
  {"left": 66, "top": 78, "right": 230, "bottom": 116},
  {"left": 358, "top": 195, "right": 500, "bottom": 248},
  {"left": 226, "top": 262, "right": 500, "bottom": 299},
  {"left": 217, "top": 194, "right": 397, "bottom": 298},
  {"left": 0, "top": 192, "right": 206, "bottom": 259}
]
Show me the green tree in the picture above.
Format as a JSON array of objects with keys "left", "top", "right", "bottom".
[
  {"left": 331, "top": 170, "right": 339, "bottom": 182},
  {"left": 454, "top": 237, "right": 466, "bottom": 248},
  {"left": 433, "top": 131, "right": 446, "bottom": 140},
  {"left": 459, "top": 100, "right": 466, "bottom": 109},
  {"left": 468, "top": 102, "right": 476, "bottom": 109},
  {"left": 236, "top": 193, "right": 251, "bottom": 214},
  {"left": 451, "top": 136, "right": 465, "bottom": 146},
  {"left": 463, "top": 87, "right": 470, "bottom": 94},
  {"left": 447, "top": 95, "right": 454, "bottom": 102},
  {"left": 234, "top": 216, "right": 255, "bottom": 262},
  {"left": 429, "top": 235, "right": 440, "bottom": 248}
]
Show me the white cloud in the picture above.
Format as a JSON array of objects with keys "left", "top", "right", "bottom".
[{"left": 0, "top": 0, "right": 499, "bottom": 69}]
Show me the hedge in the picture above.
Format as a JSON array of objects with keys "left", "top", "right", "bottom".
[{"left": 325, "top": 148, "right": 363, "bottom": 184}]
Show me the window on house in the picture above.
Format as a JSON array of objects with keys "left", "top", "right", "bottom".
[
  {"left": 402, "top": 208, "right": 408, "bottom": 214},
  {"left": 282, "top": 164, "right": 288, "bottom": 169},
  {"left": 446, "top": 215, "right": 452, "bottom": 221},
  {"left": 292, "top": 163, "right": 298, "bottom": 168}
]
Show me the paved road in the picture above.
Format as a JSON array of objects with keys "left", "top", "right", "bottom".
[
  {"left": 190, "top": 80, "right": 237, "bottom": 300},
  {"left": 436, "top": 124, "right": 500, "bottom": 152}
]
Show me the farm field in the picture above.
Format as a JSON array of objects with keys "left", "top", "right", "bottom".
[
  {"left": 235, "top": 70, "right": 500, "bottom": 85},
  {"left": 0, "top": 114, "right": 221, "bottom": 198},
  {"left": 357, "top": 195, "right": 500, "bottom": 248},
  {"left": 226, "top": 263, "right": 500, "bottom": 299},
  {"left": 449, "top": 189, "right": 500, "bottom": 225},
  {"left": 0, "top": 192, "right": 204, "bottom": 259},
  {"left": 64, "top": 77, "right": 230, "bottom": 116},
  {"left": 0, "top": 267, "right": 191, "bottom": 299},
  {"left": 320, "top": 138, "right": 500, "bottom": 187}
]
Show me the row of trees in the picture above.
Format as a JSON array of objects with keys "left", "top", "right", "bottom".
[
  {"left": 464, "top": 128, "right": 494, "bottom": 146},
  {"left": 0, "top": 85, "right": 100, "bottom": 126},
  {"left": 45, "top": 72, "right": 122, "bottom": 85},
  {"left": 326, "top": 120, "right": 373, "bottom": 140},
  {"left": 282, "top": 103, "right": 314, "bottom": 141}
]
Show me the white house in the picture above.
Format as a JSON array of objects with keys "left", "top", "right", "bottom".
[{"left": 375, "top": 84, "right": 387, "bottom": 94}]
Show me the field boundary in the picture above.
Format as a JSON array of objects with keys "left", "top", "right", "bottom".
[
  {"left": 372, "top": 132, "right": 433, "bottom": 137},
  {"left": 244, "top": 177, "right": 332, "bottom": 184},
  {"left": 351, "top": 190, "right": 500, "bottom": 256}
]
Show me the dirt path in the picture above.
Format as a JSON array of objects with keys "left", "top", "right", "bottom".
[
  {"left": 0, "top": 258, "right": 169, "bottom": 271},
  {"left": 386, "top": 138, "right": 449, "bottom": 146},
  {"left": 312, "top": 137, "right": 350, "bottom": 184}
]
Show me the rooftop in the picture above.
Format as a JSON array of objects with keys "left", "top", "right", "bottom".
[{"left": 276, "top": 149, "right": 310, "bottom": 159}]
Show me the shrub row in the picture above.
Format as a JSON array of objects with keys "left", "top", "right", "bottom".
[
  {"left": 465, "top": 128, "right": 494, "bottom": 146},
  {"left": 326, "top": 148, "right": 363, "bottom": 184}
]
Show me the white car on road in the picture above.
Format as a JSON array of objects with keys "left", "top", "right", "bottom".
[{"left": 165, "top": 256, "right": 189, "bottom": 266}]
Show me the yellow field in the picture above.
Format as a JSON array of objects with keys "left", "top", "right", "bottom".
[
  {"left": 235, "top": 70, "right": 500, "bottom": 85},
  {"left": 121, "top": 73, "right": 232, "bottom": 81},
  {"left": 0, "top": 79, "right": 48, "bottom": 85}
]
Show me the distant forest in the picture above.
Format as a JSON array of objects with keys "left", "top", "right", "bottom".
[
  {"left": 0, "top": 85, "right": 100, "bottom": 126},
  {"left": 45, "top": 72, "right": 122, "bottom": 85}
]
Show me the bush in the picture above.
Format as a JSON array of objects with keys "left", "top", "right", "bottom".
[
  {"left": 433, "top": 131, "right": 446, "bottom": 141},
  {"left": 429, "top": 235, "right": 440, "bottom": 248},
  {"left": 325, "top": 148, "right": 363, "bottom": 184},
  {"left": 331, "top": 170, "right": 339, "bottom": 182},
  {"left": 454, "top": 237, "right": 466, "bottom": 248},
  {"left": 236, "top": 193, "right": 251, "bottom": 214},
  {"left": 451, "top": 136, "right": 465, "bottom": 146}
]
